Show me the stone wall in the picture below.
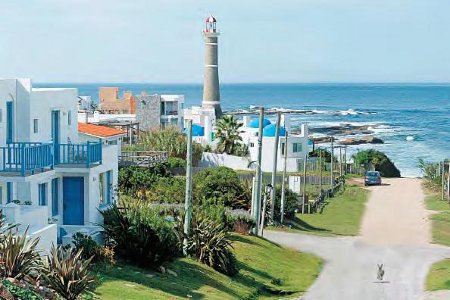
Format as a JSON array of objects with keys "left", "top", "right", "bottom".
[{"left": 136, "top": 94, "right": 161, "bottom": 131}]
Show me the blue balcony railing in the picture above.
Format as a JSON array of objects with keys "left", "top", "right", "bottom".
[
  {"left": 58, "top": 142, "right": 102, "bottom": 167},
  {"left": 0, "top": 142, "right": 54, "bottom": 176}
]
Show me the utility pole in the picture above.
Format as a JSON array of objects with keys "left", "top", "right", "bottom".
[
  {"left": 280, "top": 131, "right": 288, "bottom": 224},
  {"left": 339, "top": 146, "right": 343, "bottom": 177},
  {"left": 252, "top": 107, "right": 265, "bottom": 235},
  {"left": 447, "top": 162, "right": 450, "bottom": 203},
  {"left": 183, "top": 120, "right": 193, "bottom": 256},
  {"left": 330, "top": 137, "right": 334, "bottom": 188},
  {"left": 344, "top": 146, "right": 347, "bottom": 175},
  {"left": 302, "top": 154, "right": 307, "bottom": 214},
  {"left": 270, "top": 112, "right": 281, "bottom": 221},
  {"left": 319, "top": 148, "right": 323, "bottom": 191},
  {"left": 441, "top": 161, "right": 445, "bottom": 201}
]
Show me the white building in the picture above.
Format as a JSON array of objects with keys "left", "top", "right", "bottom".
[
  {"left": 0, "top": 78, "right": 121, "bottom": 251},
  {"left": 241, "top": 115, "right": 310, "bottom": 172},
  {"left": 183, "top": 106, "right": 216, "bottom": 145}
]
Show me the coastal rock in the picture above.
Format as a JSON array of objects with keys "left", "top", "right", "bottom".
[
  {"left": 312, "top": 136, "right": 336, "bottom": 144},
  {"left": 339, "top": 136, "right": 384, "bottom": 146}
]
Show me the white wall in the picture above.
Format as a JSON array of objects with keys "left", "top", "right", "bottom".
[
  {"left": 200, "top": 152, "right": 252, "bottom": 171},
  {"left": 30, "top": 88, "right": 79, "bottom": 144}
]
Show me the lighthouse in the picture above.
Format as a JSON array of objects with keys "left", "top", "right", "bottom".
[{"left": 202, "top": 16, "right": 222, "bottom": 118}]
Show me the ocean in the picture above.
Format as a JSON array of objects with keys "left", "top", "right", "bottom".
[{"left": 36, "top": 83, "right": 450, "bottom": 177}]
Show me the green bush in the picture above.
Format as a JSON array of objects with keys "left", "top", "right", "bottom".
[
  {"left": 1, "top": 280, "right": 44, "bottom": 300},
  {"left": 226, "top": 212, "right": 255, "bottom": 235},
  {"left": 193, "top": 167, "right": 250, "bottom": 209},
  {"left": 167, "top": 157, "right": 186, "bottom": 169},
  {"left": 72, "top": 233, "right": 115, "bottom": 265},
  {"left": 353, "top": 149, "right": 401, "bottom": 178},
  {"left": 273, "top": 186, "right": 299, "bottom": 221},
  {"left": 147, "top": 176, "right": 186, "bottom": 204},
  {"left": 100, "top": 203, "right": 179, "bottom": 268},
  {"left": 118, "top": 164, "right": 172, "bottom": 197},
  {"left": 131, "top": 128, "right": 203, "bottom": 163}
]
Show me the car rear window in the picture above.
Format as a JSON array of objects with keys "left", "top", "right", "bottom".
[{"left": 366, "top": 171, "right": 379, "bottom": 176}]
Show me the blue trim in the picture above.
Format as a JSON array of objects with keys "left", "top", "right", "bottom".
[
  {"left": 52, "top": 111, "right": 60, "bottom": 164},
  {"left": 6, "top": 102, "right": 13, "bottom": 144},
  {"left": 39, "top": 183, "right": 47, "bottom": 206},
  {"left": 6, "top": 182, "right": 12, "bottom": 204},
  {"left": 51, "top": 178, "right": 59, "bottom": 216}
]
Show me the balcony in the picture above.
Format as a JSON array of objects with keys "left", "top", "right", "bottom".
[
  {"left": 0, "top": 141, "right": 103, "bottom": 176},
  {"left": 57, "top": 142, "right": 102, "bottom": 167},
  {"left": 0, "top": 142, "right": 54, "bottom": 176}
]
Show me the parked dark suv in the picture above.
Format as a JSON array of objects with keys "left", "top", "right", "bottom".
[{"left": 364, "top": 171, "right": 382, "bottom": 186}]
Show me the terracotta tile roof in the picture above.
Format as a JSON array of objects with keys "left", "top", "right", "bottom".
[{"left": 78, "top": 123, "right": 126, "bottom": 138}]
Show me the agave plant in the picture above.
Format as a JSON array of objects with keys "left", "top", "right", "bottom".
[
  {"left": 186, "top": 215, "right": 238, "bottom": 276},
  {"left": 42, "top": 246, "right": 95, "bottom": 300},
  {"left": 0, "top": 210, "right": 16, "bottom": 244},
  {"left": 0, "top": 228, "right": 42, "bottom": 279}
]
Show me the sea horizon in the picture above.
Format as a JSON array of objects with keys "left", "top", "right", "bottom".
[{"left": 35, "top": 82, "right": 450, "bottom": 178}]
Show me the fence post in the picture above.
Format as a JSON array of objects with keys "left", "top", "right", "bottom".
[{"left": 20, "top": 144, "right": 25, "bottom": 176}]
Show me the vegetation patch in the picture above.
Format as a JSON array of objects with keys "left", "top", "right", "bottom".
[
  {"left": 426, "top": 259, "right": 450, "bottom": 291},
  {"left": 353, "top": 149, "right": 401, "bottom": 177},
  {"left": 425, "top": 191, "right": 450, "bottom": 246},
  {"left": 282, "top": 185, "right": 368, "bottom": 236},
  {"left": 94, "top": 234, "right": 322, "bottom": 300}
]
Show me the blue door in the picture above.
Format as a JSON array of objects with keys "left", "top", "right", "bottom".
[
  {"left": 38, "top": 183, "right": 47, "bottom": 206},
  {"left": 6, "top": 182, "right": 13, "bottom": 203},
  {"left": 6, "top": 102, "right": 13, "bottom": 144},
  {"left": 51, "top": 111, "right": 60, "bottom": 163},
  {"left": 63, "top": 177, "right": 84, "bottom": 225}
]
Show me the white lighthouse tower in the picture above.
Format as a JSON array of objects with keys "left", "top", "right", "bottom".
[{"left": 202, "top": 16, "right": 222, "bottom": 118}]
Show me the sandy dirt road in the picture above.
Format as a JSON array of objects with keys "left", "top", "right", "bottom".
[{"left": 265, "top": 178, "right": 450, "bottom": 300}]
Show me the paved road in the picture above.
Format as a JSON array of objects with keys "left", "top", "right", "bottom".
[{"left": 265, "top": 178, "right": 450, "bottom": 300}]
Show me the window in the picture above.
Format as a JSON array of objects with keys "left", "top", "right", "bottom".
[
  {"left": 39, "top": 183, "right": 47, "bottom": 206},
  {"left": 293, "top": 143, "right": 302, "bottom": 153},
  {"left": 99, "top": 171, "right": 113, "bottom": 206},
  {"left": 68, "top": 110, "right": 72, "bottom": 126},
  {"left": 33, "top": 119, "right": 39, "bottom": 133},
  {"left": 281, "top": 142, "right": 286, "bottom": 155},
  {"left": 250, "top": 142, "right": 255, "bottom": 147},
  {"left": 51, "top": 178, "right": 59, "bottom": 216},
  {"left": 6, "top": 182, "right": 12, "bottom": 204}
]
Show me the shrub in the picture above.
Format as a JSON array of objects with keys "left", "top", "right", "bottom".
[
  {"left": 185, "top": 215, "right": 238, "bottom": 276},
  {"left": 118, "top": 164, "right": 172, "bottom": 197},
  {"left": 193, "top": 167, "right": 250, "bottom": 209},
  {"left": 273, "top": 186, "right": 299, "bottom": 221},
  {"left": 146, "top": 176, "right": 185, "bottom": 204},
  {"left": 227, "top": 212, "right": 255, "bottom": 235},
  {"left": 72, "top": 233, "right": 115, "bottom": 265},
  {"left": 0, "top": 229, "right": 41, "bottom": 279},
  {"left": 132, "top": 128, "right": 203, "bottom": 163},
  {"left": 353, "top": 149, "right": 401, "bottom": 178},
  {"left": 100, "top": 203, "right": 179, "bottom": 268},
  {"left": 167, "top": 157, "right": 186, "bottom": 169},
  {"left": 418, "top": 158, "right": 445, "bottom": 185},
  {"left": 1, "top": 279, "right": 44, "bottom": 300},
  {"left": 42, "top": 246, "right": 95, "bottom": 300}
]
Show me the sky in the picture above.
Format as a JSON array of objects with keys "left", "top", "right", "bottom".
[{"left": 1, "top": 0, "right": 450, "bottom": 83}]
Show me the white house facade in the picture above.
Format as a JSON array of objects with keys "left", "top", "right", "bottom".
[{"left": 0, "top": 78, "right": 120, "bottom": 251}]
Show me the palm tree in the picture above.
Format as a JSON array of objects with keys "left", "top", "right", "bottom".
[{"left": 215, "top": 116, "right": 243, "bottom": 155}]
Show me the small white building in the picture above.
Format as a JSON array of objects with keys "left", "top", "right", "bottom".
[
  {"left": 0, "top": 78, "right": 121, "bottom": 251},
  {"left": 183, "top": 106, "right": 216, "bottom": 145},
  {"left": 241, "top": 115, "right": 310, "bottom": 172}
]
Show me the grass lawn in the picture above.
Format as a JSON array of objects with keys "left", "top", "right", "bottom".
[
  {"left": 426, "top": 259, "right": 450, "bottom": 291},
  {"left": 425, "top": 191, "right": 450, "bottom": 246},
  {"left": 424, "top": 186, "right": 450, "bottom": 292},
  {"left": 93, "top": 234, "right": 322, "bottom": 299},
  {"left": 280, "top": 185, "right": 368, "bottom": 236}
]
